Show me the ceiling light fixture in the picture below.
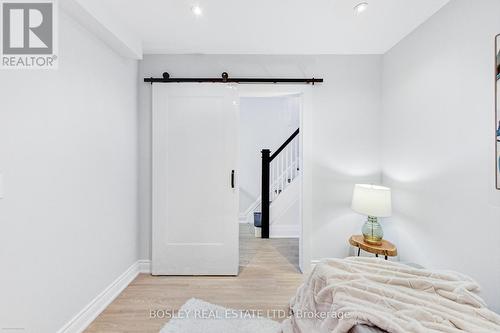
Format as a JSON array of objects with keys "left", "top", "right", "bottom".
[
  {"left": 354, "top": 2, "right": 368, "bottom": 14},
  {"left": 191, "top": 5, "right": 203, "bottom": 17}
]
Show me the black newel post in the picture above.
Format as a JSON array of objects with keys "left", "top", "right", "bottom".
[{"left": 261, "top": 149, "right": 271, "bottom": 239}]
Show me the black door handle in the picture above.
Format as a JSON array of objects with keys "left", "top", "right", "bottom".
[{"left": 231, "top": 170, "right": 235, "bottom": 189}]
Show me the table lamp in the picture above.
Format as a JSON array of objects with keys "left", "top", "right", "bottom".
[{"left": 351, "top": 184, "right": 392, "bottom": 245}]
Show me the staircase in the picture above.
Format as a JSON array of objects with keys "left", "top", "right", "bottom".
[
  {"left": 269, "top": 128, "right": 300, "bottom": 202},
  {"left": 259, "top": 128, "right": 300, "bottom": 238}
]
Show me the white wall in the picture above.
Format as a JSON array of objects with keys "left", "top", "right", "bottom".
[
  {"left": 270, "top": 175, "right": 301, "bottom": 238},
  {"left": 0, "top": 11, "right": 138, "bottom": 333},
  {"left": 139, "top": 55, "right": 382, "bottom": 260},
  {"left": 381, "top": 0, "right": 500, "bottom": 311},
  {"left": 239, "top": 96, "right": 299, "bottom": 215}
]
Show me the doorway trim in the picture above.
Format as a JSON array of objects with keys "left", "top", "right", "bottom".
[{"left": 237, "top": 84, "right": 313, "bottom": 273}]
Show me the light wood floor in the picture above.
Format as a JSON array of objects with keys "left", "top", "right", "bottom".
[{"left": 84, "top": 224, "right": 303, "bottom": 333}]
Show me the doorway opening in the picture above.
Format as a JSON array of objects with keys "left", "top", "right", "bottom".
[{"left": 238, "top": 94, "right": 302, "bottom": 273}]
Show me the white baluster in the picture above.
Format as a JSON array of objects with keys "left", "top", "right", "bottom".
[
  {"left": 288, "top": 140, "right": 292, "bottom": 182},
  {"left": 274, "top": 159, "right": 277, "bottom": 199},
  {"left": 269, "top": 162, "right": 274, "bottom": 201},
  {"left": 293, "top": 136, "right": 299, "bottom": 177},
  {"left": 295, "top": 136, "right": 298, "bottom": 177},
  {"left": 277, "top": 155, "right": 280, "bottom": 196},
  {"left": 285, "top": 145, "right": 289, "bottom": 188},
  {"left": 274, "top": 159, "right": 277, "bottom": 200},
  {"left": 291, "top": 138, "right": 294, "bottom": 176},
  {"left": 281, "top": 154, "right": 286, "bottom": 192},
  {"left": 271, "top": 159, "right": 275, "bottom": 201},
  {"left": 278, "top": 154, "right": 281, "bottom": 192},
  {"left": 276, "top": 158, "right": 279, "bottom": 196},
  {"left": 294, "top": 137, "right": 298, "bottom": 178}
]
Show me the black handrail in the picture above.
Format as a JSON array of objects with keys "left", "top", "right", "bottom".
[
  {"left": 260, "top": 128, "right": 300, "bottom": 239},
  {"left": 270, "top": 128, "right": 300, "bottom": 161}
]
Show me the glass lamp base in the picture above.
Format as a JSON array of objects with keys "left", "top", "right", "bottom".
[{"left": 362, "top": 216, "right": 383, "bottom": 245}]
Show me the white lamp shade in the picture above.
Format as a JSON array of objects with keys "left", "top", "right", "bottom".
[{"left": 351, "top": 184, "right": 392, "bottom": 217}]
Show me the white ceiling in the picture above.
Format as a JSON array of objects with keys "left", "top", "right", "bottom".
[{"left": 94, "top": 0, "right": 450, "bottom": 55}]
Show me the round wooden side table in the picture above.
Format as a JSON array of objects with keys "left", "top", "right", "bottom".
[{"left": 349, "top": 235, "right": 397, "bottom": 260}]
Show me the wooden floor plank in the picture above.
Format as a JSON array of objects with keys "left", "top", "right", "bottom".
[{"left": 84, "top": 224, "right": 303, "bottom": 333}]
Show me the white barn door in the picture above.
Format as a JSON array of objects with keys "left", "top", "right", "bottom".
[{"left": 152, "top": 84, "right": 239, "bottom": 275}]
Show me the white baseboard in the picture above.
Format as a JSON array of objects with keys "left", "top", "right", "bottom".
[
  {"left": 57, "top": 260, "right": 150, "bottom": 333},
  {"left": 269, "top": 225, "right": 300, "bottom": 238},
  {"left": 138, "top": 259, "right": 152, "bottom": 273},
  {"left": 240, "top": 197, "right": 261, "bottom": 223}
]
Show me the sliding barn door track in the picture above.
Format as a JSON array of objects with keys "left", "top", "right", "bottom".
[{"left": 144, "top": 72, "right": 324, "bottom": 85}]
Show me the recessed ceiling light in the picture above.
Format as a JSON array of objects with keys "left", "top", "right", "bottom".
[
  {"left": 354, "top": 2, "right": 368, "bottom": 14},
  {"left": 191, "top": 5, "right": 203, "bottom": 17}
]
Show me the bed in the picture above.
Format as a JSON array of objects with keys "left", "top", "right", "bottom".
[{"left": 282, "top": 257, "right": 500, "bottom": 333}]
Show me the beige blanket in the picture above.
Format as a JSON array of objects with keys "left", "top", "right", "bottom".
[{"left": 282, "top": 257, "right": 500, "bottom": 333}]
